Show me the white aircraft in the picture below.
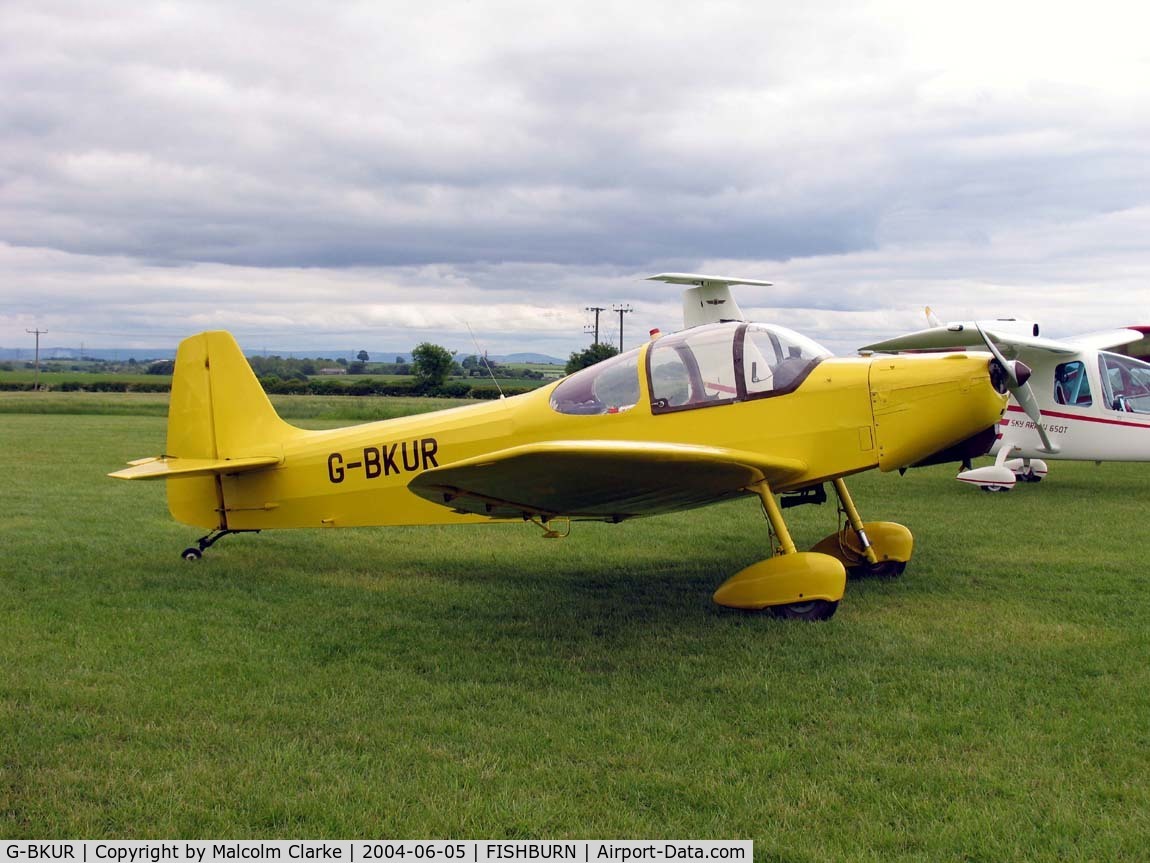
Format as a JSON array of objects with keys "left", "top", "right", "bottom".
[{"left": 861, "top": 311, "right": 1150, "bottom": 490}]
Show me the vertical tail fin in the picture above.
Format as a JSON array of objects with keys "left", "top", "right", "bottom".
[
  {"left": 167, "top": 331, "right": 300, "bottom": 459},
  {"left": 165, "top": 331, "right": 303, "bottom": 528}
]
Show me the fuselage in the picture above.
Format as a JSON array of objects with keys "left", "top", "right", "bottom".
[
  {"left": 991, "top": 346, "right": 1150, "bottom": 461},
  {"left": 200, "top": 323, "right": 1007, "bottom": 532}
]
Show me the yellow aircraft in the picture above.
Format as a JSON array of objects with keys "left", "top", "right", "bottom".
[{"left": 111, "top": 278, "right": 1011, "bottom": 620}]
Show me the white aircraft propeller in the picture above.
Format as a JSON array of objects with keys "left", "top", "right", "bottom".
[{"left": 974, "top": 323, "right": 1060, "bottom": 454}]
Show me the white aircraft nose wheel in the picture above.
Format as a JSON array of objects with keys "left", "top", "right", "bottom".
[
  {"left": 181, "top": 547, "right": 203, "bottom": 561},
  {"left": 767, "top": 599, "right": 839, "bottom": 621}
]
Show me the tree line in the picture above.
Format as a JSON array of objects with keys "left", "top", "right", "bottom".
[{"left": 3, "top": 340, "right": 621, "bottom": 396}]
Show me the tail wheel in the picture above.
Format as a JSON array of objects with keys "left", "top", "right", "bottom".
[{"left": 768, "top": 599, "right": 839, "bottom": 622}]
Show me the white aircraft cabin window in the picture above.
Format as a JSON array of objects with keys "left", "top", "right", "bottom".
[
  {"left": 550, "top": 348, "right": 642, "bottom": 415},
  {"left": 1053, "top": 361, "right": 1092, "bottom": 407},
  {"left": 648, "top": 324, "right": 739, "bottom": 412},
  {"left": 1098, "top": 352, "right": 1150, "bottom": 414},
  {"left": 742, "top": 323, "right": 830, "bottom": 398}
]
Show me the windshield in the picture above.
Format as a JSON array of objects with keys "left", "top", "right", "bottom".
[{"left": 550, "top": 348, "right": 642, "bottom": 415}]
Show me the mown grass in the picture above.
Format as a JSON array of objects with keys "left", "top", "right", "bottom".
[{"left": 2, "top": 398, "right": 1149, "bottom": 856}]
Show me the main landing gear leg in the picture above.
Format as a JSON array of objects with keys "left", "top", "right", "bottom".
[
  {"left": 712, "top": 480, "right": 846, "bottom": 620},
  {"left": 832, "top": 478, "right": 880, "bottom": 567},
  {"left": 811, "top": 479, "right": 914, "bottom": 578},
  {"left": 181, "top": 529, "right": 259, "bottom": 561},
  {"left": 758, "top": 479, "right": 797, "bottom": 556}
]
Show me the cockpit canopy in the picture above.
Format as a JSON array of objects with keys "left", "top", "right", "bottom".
[{"left": 550, "top": 322, "right": 831, "bottom": 416}]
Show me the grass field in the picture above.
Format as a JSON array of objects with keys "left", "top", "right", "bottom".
[
  {"left": 0, "top": 392, "right": 472, "bottom": 421},
  {"left": 2, "top": 394, "right": 1149, "bottom": 857}
]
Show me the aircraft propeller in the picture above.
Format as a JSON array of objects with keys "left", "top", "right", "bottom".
[{"left": 975, "top": 323, "right": 1060, "bottom": 454}]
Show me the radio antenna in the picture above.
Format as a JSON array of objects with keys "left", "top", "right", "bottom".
[{"left": 467, "top": 323, "right": 504, "bottom": 399}]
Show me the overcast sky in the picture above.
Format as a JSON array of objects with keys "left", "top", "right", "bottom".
[{"left": 3, "top": 0, "right": 1150, "bottom": 358}]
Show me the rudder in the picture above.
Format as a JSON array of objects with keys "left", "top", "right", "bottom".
[{"left": 165, "top": 331, "right": 302, "bottom": 528}]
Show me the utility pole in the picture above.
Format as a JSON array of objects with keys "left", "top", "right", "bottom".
[
  {"left": 612, "top": 305, "right": 633, "bottom": 352},
  {"left": 584, "top": 306, "right": 607, "bottom": 345},
  {"left": 26, "top": 329, "right": 46, "bottom": 391}
]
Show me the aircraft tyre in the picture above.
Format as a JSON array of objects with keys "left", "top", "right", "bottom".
[
  {"left": 851, "top": 560, "right": 906, "bottom": 579},
  {"left": 768, "top": 599, "right": 839, "bottom": 621},
  {"left": 182, "top": 547, "right": 203, "bottom": 561},
  {"left": 811, "top": 522, "right": 913, "bottom": 578}
]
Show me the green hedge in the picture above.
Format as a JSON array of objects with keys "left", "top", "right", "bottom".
[
  {"left": 0, "top": 376, "right": 547, "bottom": 398},
  {"left": 262, "top": 377, "right": 540, "bottom": 399},
  {"left": 263, "top": 377, "right": 422, "bottom": 397},
  {"left": 0, "top": 381, "right": 171, "bottom": 393},
  {"left": 469, "top": 385, "right": 535, "bottom": 400}
]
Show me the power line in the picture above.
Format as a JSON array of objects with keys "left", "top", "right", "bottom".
[
  {"left": 26, "top": 329, "right": 47, "bottom": 391},
  {"left": 612, "top": 305, "right": 633, "bottom": 352},
  {"left": 584, "top": 306, "right": 607, "bottom": 345}
]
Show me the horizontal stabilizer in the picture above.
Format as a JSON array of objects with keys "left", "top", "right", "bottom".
[
  {"left": 409, "top": 439, "right": 806, "bottom": 520},
  {"left": 108, "top": 455, "right": 280, "bottom": 481},
  {"left": 647, "top": 272, "right": 770, "bottom": 329},
  {"left": 647, "top": 272, "right": 773, "bottom": 288}
]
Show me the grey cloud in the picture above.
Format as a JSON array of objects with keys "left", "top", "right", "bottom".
[
  {"left": 3, "top": 1, "right": 1150, "bottom": 354},
  {"left": 1, "top": 2, "right": 904, "bottom": 269}
]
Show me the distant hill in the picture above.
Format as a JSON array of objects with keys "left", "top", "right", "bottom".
[
  {"left": 0, "top": 346, "right": 566, "bottom": 365},
  {"left": 491, "top": 353, "right": 564, "bottom": 365},
  {"left": 0, "top": 347, "right": 178, "bottom": 362}
]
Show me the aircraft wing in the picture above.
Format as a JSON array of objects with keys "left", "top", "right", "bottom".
[
  {"left": 1063, "top": 328, "right": 1146, "bottom": 352},
  {"left": 862, "top": 325, "right": 1076, "bottom": 358},
  {"left": 408, "top": 440, "right": 806, "bottom": 521},
  {"left": 860, "top": 325, "right": 984, "bottom": 353},
  {"left": 109, "top": 455, "right": 280, "bottom": 480}
]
